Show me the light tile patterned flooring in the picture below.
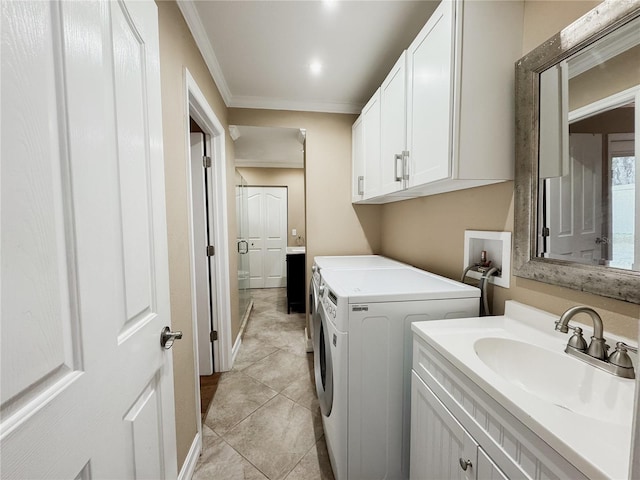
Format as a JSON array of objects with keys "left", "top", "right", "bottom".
[{"left": 194, "top": 288, "right": 335, "bottom": 480}]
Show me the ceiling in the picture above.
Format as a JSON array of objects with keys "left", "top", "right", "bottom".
[{"left": 178, "top": 0, "right": 439, "bottom": 114}]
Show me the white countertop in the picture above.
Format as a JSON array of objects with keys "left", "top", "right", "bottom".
[
  {"left": 286, "top": 246, "right": 305, "bottom": 254},
  {"left": 412, "top": 300, "right": 636, "bottom": 479}
]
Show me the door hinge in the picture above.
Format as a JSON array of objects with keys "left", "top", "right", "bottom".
[
  {"left": 542, "top": 227, "right": 550, "bottom": 237},
  {"left": 210, "top": 330, "right": 218, "bottom": 342},
  {"left": 206, "top": 245, "right": 215, "bottom": 256},
  {"left": 203, "top": 156, "right": 212, "bottom": 168}
]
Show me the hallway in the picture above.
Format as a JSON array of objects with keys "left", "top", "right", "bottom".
[{"left": 194, "top": 288, "right": 334, "bottom": 480}]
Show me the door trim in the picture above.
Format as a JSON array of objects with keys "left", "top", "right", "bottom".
[{"left": 183, "top": 69, "right": 233, "bottom": 444}]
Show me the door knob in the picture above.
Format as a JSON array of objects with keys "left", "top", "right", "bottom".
[
  {"left": 459, "top": 458, "right": 472, "bottom": 471},
  {"left": 160, "top": 326, "right": 183, "bottom": 349}
]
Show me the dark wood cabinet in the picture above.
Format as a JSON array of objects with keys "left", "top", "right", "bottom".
[{"left": 286, "top": 253, "right": 306, "bottom": 314}]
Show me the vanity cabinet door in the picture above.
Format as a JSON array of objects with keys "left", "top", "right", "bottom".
[
  {"left": 406, "top": 0, "right": 454, "bottom": 188},
  {"left": 379, "top": 51, "right": 407, "bottom": 196},
  {"left": 351, "top": 115, "right": 365, "bottom": 202},
  {"left": 411, "top": 371, "right": 478, "bottom": 480},
  {"left": 477, "top": 448, "right": 509, "bottom": 480}
]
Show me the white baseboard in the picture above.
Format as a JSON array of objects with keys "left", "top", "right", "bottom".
[{"left": 178, "top": 432, "right": 202, "bottom": 480}]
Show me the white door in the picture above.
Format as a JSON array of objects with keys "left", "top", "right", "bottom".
[
  {"left": 248, "top": 187, "right": 287, "bottom": 288},
  {"left": 1, "top": 1, "right": 177, "bottom": 478},
  {"left": 380, "top": 52, "right": 407, "bottom": 196},
  {"left": 546, "top": 133, "right": 603, "bottom": 262},
  {"left": 190, "top": 133, "right": 216, "bottom": 375},
  {"left": 407, "top": 0, "right": 454, "bottom": 187}
]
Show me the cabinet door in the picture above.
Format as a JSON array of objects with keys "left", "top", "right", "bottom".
[
  {"left": 406, "top": 0, "right": 454, "bottom": 187},
  {"left": 477, "top": 448, "right": 509, "bottom": 480},
  {"left": 380, "top": 51, "right": 407, "bottom": 196},
  {"left": 351, "top": 115, "right": 365, "bottom": 202},
  {"left": 410, "top": 372, "right": 477, "bottom": 480},
  {"left": 362, "top": 89, "right": 382, "bottom": 199}
]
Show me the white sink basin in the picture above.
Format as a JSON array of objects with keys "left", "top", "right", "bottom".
[
  {"left": 474, "top": 337, "right": 634, "bottom": 425},
  {"left": 286, "top": 246, "right": 305, "bottom": 254},
  {"left": 411, "top": 301, "right": 637, "bottom": 480}
]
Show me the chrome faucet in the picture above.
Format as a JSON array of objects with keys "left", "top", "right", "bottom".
[
  {"left": 555, "top": 305, "right": 607, "bottom": 359},
  {"left": 554, "top": 305, "right": 636, "bottom": 379}
]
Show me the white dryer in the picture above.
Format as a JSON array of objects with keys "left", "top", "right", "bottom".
[
  {"left": 315, "top": 267, "right": 479, "bottom": 480},
  {"left": 309, "top": 255, "right": 405, "bottom": 348}
]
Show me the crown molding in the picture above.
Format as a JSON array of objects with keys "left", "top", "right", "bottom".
[
  {"left": 177, "top": 0, "right": 232, "bottom": 106},
  {"left": 229, "top": 95, "right": 363, "bottom": 115},
  {"left": 235, "top": 159, "right": 304, "bottom": 169},
  {"left": 177, "top": 1, "right": 364, "bottom": 115}
]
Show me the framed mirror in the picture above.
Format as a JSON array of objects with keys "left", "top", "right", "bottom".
[{"left": 514, "top": 1, "right": 640, "bottom": 303}]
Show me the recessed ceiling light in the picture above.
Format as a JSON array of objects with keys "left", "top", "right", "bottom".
[
  {"left": 323, "top": 0, "right": 338, "bottom": 10},
  {"left": 310, "top": 61, "right": 322, "bottom": 75}
]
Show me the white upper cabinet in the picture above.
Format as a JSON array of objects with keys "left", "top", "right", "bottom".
[
  {"left": 406, "top": 0, "right": 454, "bottom": 189},
  {"left": 380, "top": 51, "right": 408, "bottom": 196},
  {"left": 361, "top": 89, "right": 382, "bottom": 198},
  {"left": 353, "top": 0, "right": 524, "bottom": 204},
  {"left": 351, "top": 115, "right": 365, "bottom": 203}
]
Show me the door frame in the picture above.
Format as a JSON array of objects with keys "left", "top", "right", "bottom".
[{"left": 183, "top": 69, "right": 233, "bottom": 430}]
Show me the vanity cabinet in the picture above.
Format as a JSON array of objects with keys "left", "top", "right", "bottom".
[
  {"left": 353, "top": 0, "right": 524, "bottom": 204},
  {"left": 410, "top": 333, "right": 589, "bottom": 480},
  {"left": 411, "top": 371, "right": 509, "bottom": 480},
  {"left": 286, "top": 252, "right": 305, "bottom": 313}
]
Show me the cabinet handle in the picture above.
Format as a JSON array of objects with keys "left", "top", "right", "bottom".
[
  {"left": 394, "top": 153, "right": 403, "bottom": 181},
  {"left": 358, "top": 175, "right": 364, "bottom": 195},
  {"left": 459, "top": 458, "right": 472, "bottom": 471},
  {"left": 402, "top": 150, "right": 410, "bottom": 181}
]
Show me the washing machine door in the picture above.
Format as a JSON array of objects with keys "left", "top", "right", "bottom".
[{"left": 314, "top": 302, "right": 333, "bottom": 416}]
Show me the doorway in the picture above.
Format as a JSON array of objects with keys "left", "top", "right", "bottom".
[{"left": 184, "top": 70, "right": 233, "bottom": 453}]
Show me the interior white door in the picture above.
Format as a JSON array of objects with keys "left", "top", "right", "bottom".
[
  {"left": 1, "top": 1, "right": 177, "bottom": 478},
  {"left": 190, "top": 133, "right": 215, "bottom": 375},
  {"left": 247, "top": 186, "right": 287, "bottom": 288},
  {"left": 547, "top": 133, "right": 603, "bottom": 262}
]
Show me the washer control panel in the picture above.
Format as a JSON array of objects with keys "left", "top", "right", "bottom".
[{"left": 322, "top": 284, "right": 338, "bottom": 319}]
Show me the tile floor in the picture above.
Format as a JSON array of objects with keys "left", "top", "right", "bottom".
[{"left": 194, "top": 288, "right": 335, "bottom": 480}]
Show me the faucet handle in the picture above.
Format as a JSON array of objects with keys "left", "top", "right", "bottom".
[
  {"left": 615, "top": 341, "right": 638, "bottom": 354},
  {"left": 609, "top": 342, "right": 636, "bottom": 369},
  {"left": 566, "top": 326, "right": 587, "bottom": 352}
]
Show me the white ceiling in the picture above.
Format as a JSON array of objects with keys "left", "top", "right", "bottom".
[{"left": 178, "top": 0, "right": 439, "bottom": 114}]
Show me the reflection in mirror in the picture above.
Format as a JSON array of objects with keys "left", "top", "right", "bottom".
[{"left": 537, "top": 16, "right": 639, "bottom": 272}]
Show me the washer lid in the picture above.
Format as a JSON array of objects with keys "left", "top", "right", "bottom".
[
  {"left": 313, "top": 255, "right": 405, "bottom": 270},
  {"left": 322, "top": 267, "right": 479, "bottom": 303}
]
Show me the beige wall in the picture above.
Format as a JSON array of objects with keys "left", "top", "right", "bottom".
[
  {"left": 380, "top": 0, "right": 640, "bottom": 338},
  {"left": 237, "top": 167, "right": 306, "bottom": 246},
  {"left": 228, "top": 108, "right": 382, "bottom": 280},
  {"left": 157, "top": 0, "right": 233, "bottom": 470}
]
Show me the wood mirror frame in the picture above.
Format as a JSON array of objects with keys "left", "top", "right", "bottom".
[{"left": 513, "top": 0, "right": 640, "bottom": 303}]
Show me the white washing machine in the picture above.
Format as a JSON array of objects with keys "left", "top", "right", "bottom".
[
  {"left": 309, "top": 255, "right": 406, "bottom": 348},
  {"left": 315, "top": 267, "right": 479, "bottom": 480}
]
